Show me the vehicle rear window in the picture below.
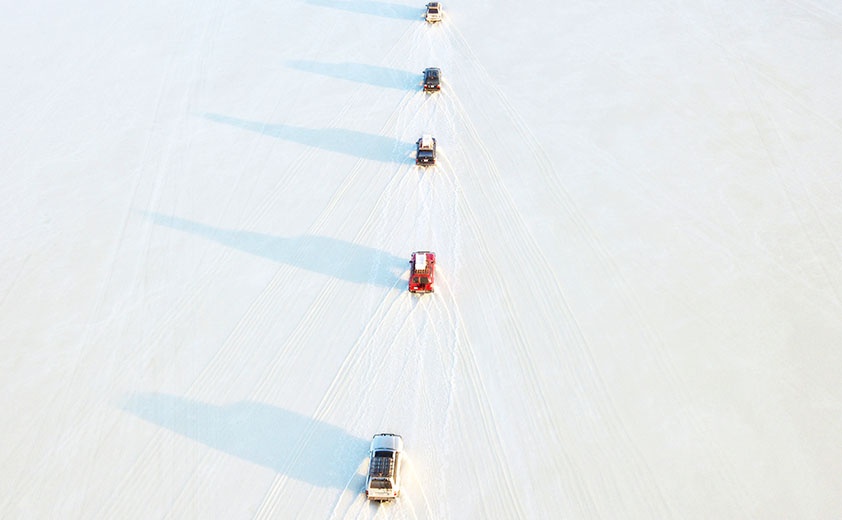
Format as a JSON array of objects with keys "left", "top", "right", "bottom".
[
  {"left": 370, "top": 479, "right": 392, "bottom": 489},
  {"left": 374, "top": 451, "right": 394, "bottom": 458}
]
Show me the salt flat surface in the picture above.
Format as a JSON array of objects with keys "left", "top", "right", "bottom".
[{"left": 2, "top": 0, "right": 841, "bottom": 518}]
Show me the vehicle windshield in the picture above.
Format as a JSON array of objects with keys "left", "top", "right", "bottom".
[{"left": 370, "top": 479, "right": 392, "bottom": 489}]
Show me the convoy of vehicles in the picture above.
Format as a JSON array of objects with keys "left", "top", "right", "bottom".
[
  {"left": 422, "top": 67, "right": 441, "bottom": 92},
  {"left": 425, "top": 2, "right": 442, "bottom": 22},
  {"left": 356, "top": 6, "right": 450, "bottom": 505},
  {"left": 366, "top": 433, "right": 404, "bottom": 502},
  {"left": 366, "top": 11, "right": 442, "bottom": 501},
  {"left": 416, "top": 134, "right": 437, "bottom": 165}
]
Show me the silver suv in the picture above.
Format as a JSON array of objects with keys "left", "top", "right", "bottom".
[{"left": 365, "top": 433, "right": 404, "bottom": 501}]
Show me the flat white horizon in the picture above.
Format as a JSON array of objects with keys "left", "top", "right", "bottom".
[{"left": 2, "top": 0, "right": 841, "bottom": 518}]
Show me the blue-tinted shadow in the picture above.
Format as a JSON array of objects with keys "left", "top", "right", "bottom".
[
  {"left": 287, "top": 60, "right": 418, "bottom": 91},
  {"left": 203, "top": 113, "right": 411, "bottom": 164},
  {"left": 143, "top": 212, "right": 406, "bottom": 288},
  {"left": 121, "top": 393, "right": 368, "bottom": 489},
  {"left": 305, "top": 0, "right": 420, "bottom": 20}
]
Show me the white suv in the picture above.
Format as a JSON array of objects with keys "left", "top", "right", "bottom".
[
  {"left": 365, "top": 433, "right": 404, "bottom": 501},
  {"left": 425, "top": 2, "right": 442, "bottom": 23}
]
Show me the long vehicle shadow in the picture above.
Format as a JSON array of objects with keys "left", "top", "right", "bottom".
[
  {"left": 143, "top": 212, "right": 406, "bottom": 288},
  {"left": 203, "top": 113, "right": 411, "bottom": 164},
  {"left": 286, "top": 60, "right": 419, "bottom": 91},
  {"left": 304, "top": 0, "right": 420, "bottom": 20},
  {"left": 121, "top": 393, "right": 368, "bottom": 489}
]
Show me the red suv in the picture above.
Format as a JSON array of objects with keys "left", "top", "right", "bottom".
[{"left": 409, "top": 251, "right": 436, "bottom": 293}]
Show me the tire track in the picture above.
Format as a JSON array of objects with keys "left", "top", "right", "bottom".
[
  {"left": 437, "top": 283, "right": 529, "bottom": 519},
  {"left": 430, "top": 18, "right": 682, "bottom": 516},
  {"left": 730, "top": 55, "right": 842, "bottom": 305},
  {"left": 655, "top": 1, "right": 842, "bottom": 301},
  {"left": 444, "top": 11, "right": 841, "bottom": 513},
  {"left": 252, "top": 290, "right": 423, "bottom": 519},
  {"left": 39, "top": 2, "right": 232, "bottom": 514}
]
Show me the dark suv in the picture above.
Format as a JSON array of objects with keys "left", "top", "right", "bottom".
[
  {"left": 415, "top": 134, "right": 437, "bottom": 165},
  {"left": 422, "top": 67, "right": 441, "bottom": 92}
]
